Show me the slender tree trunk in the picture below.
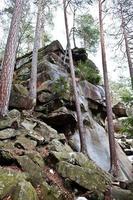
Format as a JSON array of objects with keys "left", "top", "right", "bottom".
[
  {"left": 63, "top": 0, "right": 87, "bottom": 154},
  {"left": 120, "top": 5, "right": 133, "bottom": 89},
  {"left": 0, "top": 0, "right": 23, "bottom": 116},
  {"left": 29, "top": 0, "right": 44, "bottom": 107},
  {"left": 73, "top": 8, "right": 77, "bottom": 48},
  {"left": 99, "top": 0, "right": 118, "bottom": 177}
]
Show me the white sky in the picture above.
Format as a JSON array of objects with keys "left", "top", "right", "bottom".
[
  {"left": 51, "top": 2, "right": 129, "bottom": 82},
  {"left": 0, "top": 0, "right": 129, "bottom": 82}
]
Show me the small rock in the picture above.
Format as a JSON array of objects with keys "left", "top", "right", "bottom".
[
  {"left": 27, "top": 131, "right": 45, "bottom": 145},
  {"left": 38, "top": 92, "right": 52, "bottom": 103},
  {"left": 0, "top": 129, "right": 18, "bottom": 140},
  {"left": 15, "top": 135, "right": 37, "bottom": 150},
  {"left": 49, "top": 139, "right": 73, "bottom": 152},
  {"left": 21, "top": 119, "right": 37, "bottom": 132},
  {"left": 12, "top": 180, "right": 38, "bottom": 200},
  {"left": 0, "top": 109, "right": 21, "bottom": 130},
  {"left": 16, "top": 155, "right": 43, "bottom": 186},
  {"left": 26, "top": 151, "right": 45, "bottom": 169}
]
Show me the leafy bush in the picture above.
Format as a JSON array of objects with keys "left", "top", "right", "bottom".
[
  {"left": 121, "top": 89, "right": 133, "bottom": 105},
  {"left": 122, "top": 117, "right": 133, "bottom": 137},
  {"left": 52, "top": 77, "right": 70, "bottom": 98},
  {"left": 76, "top": 60, "right": 101, "bottom": 85},
  {"left": 121, "top": 89, "right": 133, "bottom": 137}
]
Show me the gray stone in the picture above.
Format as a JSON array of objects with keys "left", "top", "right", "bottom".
[
  {"left": 0, "top": 129, "right": 18, "bottom": 140},
  {"left": 112, "top": 186, "right": 133, "bottom": 200},
  {"left": 15, "top": 135, "right": 37, "bottom": 150},
  {"left": 39, "top": 181, "right": 73, "bottom": 200},
  {"left": 49, "top": 139, "right": 73, "bottom": 153},
  {"left": 0, "top": 109, "right": 21, "bottom": 130},
  {"left": 57, "top": 161, "right": 111, "bottom": 194},
  {"left": 0, "top": 167, "right": 27, "bottom": 199},
  {"left": 16, "top": 155, "right": 43, "bottom": 186},
  {"left": 12, "top": 180, "right": 38, "bottom": 200}
]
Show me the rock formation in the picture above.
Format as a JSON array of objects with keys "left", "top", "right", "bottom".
[{"left": 0, "top": 40, "right": 132, "bottom": 199}]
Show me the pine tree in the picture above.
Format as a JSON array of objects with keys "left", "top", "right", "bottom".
[
  {"left": 63, "top": 0, "right": 87, "bottom": 154},
  {"left": 0, "top": 0, "right": 23, "bottom": 116},
  {"left": 29, "top": 0, "right": 45, "bottom": 108},
  {"left": 112, "top": 0, "right": 133, "bottom": 89},
  {"left": 98, "top": 0, "right": 118, "bottom": 176}
]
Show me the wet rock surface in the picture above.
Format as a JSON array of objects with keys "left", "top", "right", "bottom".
[{"left": 0, "top": 41, "right": 132, "bottom": 199}]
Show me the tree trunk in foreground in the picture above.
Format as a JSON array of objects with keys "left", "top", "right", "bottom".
[
  {"left": 63, "top": 0, "right": 87, "bottom": 154},
  {"left": 29, "top": 0, "right": 44, "bottom": 108},
  {"left": 0, "top": 0, "right": 23, "bottom": 116},
  {"left": 99, "top": 0, "right": 118, "bottom": 177}
]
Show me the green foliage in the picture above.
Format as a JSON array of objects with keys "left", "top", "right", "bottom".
[
  {"left": 52, "top": 77, "right": 69, "bottom": 98},
  {"left": 121, "top": 89, "right": 133, "bottom": 105},
  {"left": 109, "top": 79, "right": 131, "bottom": 105},
  {"left": 76, "top": 14, "right": 99, "bottom": 52},
  {"left": 120, "top": 90, "right": 133, "bottom": 137},
  {"left": 76, "top": 60, "right": 101, "bottom": 84},
  {"left": 121, "top": 117, "right": 133, "bottom": 137}
]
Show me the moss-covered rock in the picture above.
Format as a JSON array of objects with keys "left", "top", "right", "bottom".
[
  {"left": 40, "top": 181, "right": 72, "bottom": 200},
  {"left": 57, "top": 161, "right": 111, "bottom": 195},
  {"left": 49, "top": 139, "right": 73, "bottom": 153},
  {"left": 15, "top": 135, "right": 37, "bottom": 150},
  {"left": 0, "top": 109, "right": 21, "bottom": 130},
  {"left": 10, "top": 84, "right": 33, "bottom": 109},
  {"left": 12, "top": 180, "right": 38, "bottom": 200},
  {"left": 0, "top": 167, "right": 27, "bottom": 199},
  {"left": 26, "top": 151, "right": 45, "bottom": 169},
  {"left": 0, "top": 129, "right": 18, "bottom": 140},
  {"left": 22, "top": 118, "right": 58, "bottom": 143},
  {"left": 16, "top": 155, "right": 44, "bottom": 186},
  {"left": 112, "top": 186, "right": 133, "bottom": 200}
]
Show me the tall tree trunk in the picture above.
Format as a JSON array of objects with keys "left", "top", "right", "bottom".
[
  {"left": 99, "top": 0, "right": 118, "bottom": 176},
  {"left": 0, "top": 0, "right": 23, "bottom": 116},
  {"left": 63, "top": 0, "right": 87, "bottom": 154},
  {"left": 29, "top": 0, "right": 44, "bottom": 107},
  {"left": 120, "top": 4, "right": 133, "bottom": 89},
  {"left": 73, "top": 8, "right": 77, "bottom": 48}
]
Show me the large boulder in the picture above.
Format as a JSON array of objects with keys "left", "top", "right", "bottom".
[
  {"left": 15, "top": 40, "right": 65, "bottom": 70},
  {"left": 79, "top": 80, "right": 105, "bottom": 104},
  {"left": 57, "top": 161, "right": 110, "bottom": 194}
]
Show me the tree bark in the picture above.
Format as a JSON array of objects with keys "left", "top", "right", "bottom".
[
  {"left": 120, "top": 4, "right": 133, "bottom": 89},
  {"left": 29, "top": 0, "right": 45, "bottom": 107},
  {"left": 73, "top": 8, "right": 77, "bottom": 48},
  {"left": 63, "top": 0, "right": 87, "bottom": 154},
  {"left": 99, "top": 0, "right": 118, "bottom": 176},
  {"left": 0, "top": 0, "right": 23, "bottom": 116}
]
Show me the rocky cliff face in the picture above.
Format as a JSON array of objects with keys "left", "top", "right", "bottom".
[{"left": 0, "top": 41, "right": 132, "bottom": 200}]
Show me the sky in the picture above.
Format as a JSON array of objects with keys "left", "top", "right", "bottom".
[
  {"left": 51, "top": 3, "right": 121, "bottom": 81},
  {"left": 0, "top": 0, "right": 129, "bottom": 82}
]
